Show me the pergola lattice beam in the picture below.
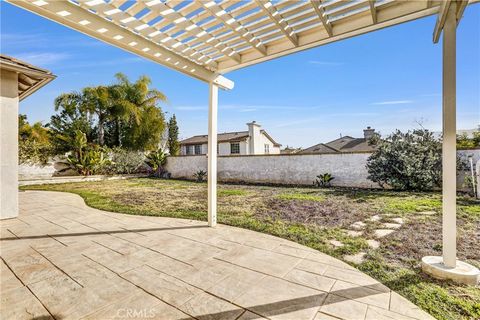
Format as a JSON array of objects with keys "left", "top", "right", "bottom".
[
  {"left": 7, "top": 0, "right": 480, "bottom": 75},
  {"left": 433, "top": 0, "right": 469, "bottom": 43},
  {"left": 368, "top": 0, "right": 377, "bottom": 24},
  {"left": 79, "top": 0, "right": 217, "bottom": 69},
  {"left": 254, "top": 0, "right": 298, "bottom": 47},
  {"left": 200, "top": 1, "right": 268, "bottom": 56},
  {"left": 310, "top": 0, "right": 333, "bottom": 37},
  {"left": 7, "top": 0, "right": 221, "bottom": 84},
  {"left": 147, "top": 0, "right": 242, "bottom": 64}
]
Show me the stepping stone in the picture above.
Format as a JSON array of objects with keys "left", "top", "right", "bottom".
[
  {"left": 369, "top": 215, "right": 381, "bottom": 222},
  {"left": 383, "top": 223, "right": 401, "bottom": 229},
  {"left": 419, "top": 211, "right": 436, "bottom": 215},
  {"left": 366, "top": 239, "right": 380, "bottom": 249},
  {"left": 344, "top": 252, "right": 366, "bottom": 264},
  {"left": 350, "top": 221, "right": 366, "bottom": 230},
  {"left": 391, "top": 217, "right": 404, "bottom": 224},
  {"left": 346, "top": 230, "right": 363, "bottom": 237},
  {"left": 374, "top": 229, "right": 395, "bottom": 238},
  {"left": 329, "top": 240, "right": 344, "bottom": 248}
]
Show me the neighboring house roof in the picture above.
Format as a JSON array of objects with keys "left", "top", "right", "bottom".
[
  {"left": 281, "top": 147, "right": 302, "bottom": 154},
  {"left": 300, "top": 143, "right": 339, "bottom": 154},
  {"left": 180, "top": 131, "right": 249, "bottom": 145},
  {"left": 301, "top": 135, "right": 375, "bottom": 154},
  {"left": 0, "top": 54, "right": 56, "bottom": 101},
  {"left": 180, "top": 129, "right": 281, "bottom": 147}
]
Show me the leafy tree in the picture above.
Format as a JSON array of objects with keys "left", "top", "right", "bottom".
[
  {"left": 50, "top": 92, "right": 96, "bottom": 154},
  {"left": 81, "top": 85, "right": 118, "bottom": 146},
  {"left": 18, "top": 114, "right": 53, "bottom": 164},
  {"left": 113, "top": 73, "right": 167, "bottom": 151},
  {"left": 457, "top": 129, "right": 480, "bottom": 149},
  {"left": 367, "top": 129, "right": 443, "bottom": 190},
  {"left": 167, "top": 114, "right": 180, "bottom": 155}
]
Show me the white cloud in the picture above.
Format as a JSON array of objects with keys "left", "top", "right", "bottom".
[
  {"left": 372, "top": 100, "right": 414, "bottom": 105},
  {"left": 13, "top": 52, "right": 70, "bottom": 66}
]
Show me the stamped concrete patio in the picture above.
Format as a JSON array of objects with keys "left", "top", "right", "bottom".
[{"left": 0, "top": 191, "right": 434, "bottom": 320}]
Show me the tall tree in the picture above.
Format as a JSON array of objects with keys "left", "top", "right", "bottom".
[
  {"left": 50, "top": 92, "right": 95, "bottom": 154},
  {"left": 167, "top": 114, "right": 180, "bottom": 155},
  {"left": 81, "top": 86, "right": 115, "bottom": 146},
  {"left": 113, "top": 73, "right": 167, "bottom": 151}
]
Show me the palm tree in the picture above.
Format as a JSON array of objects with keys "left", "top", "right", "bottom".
[
  {"left": 81, "top": 86, "right": 112, "bottom": 146},
  {"left": 113, "top": 73, "right": 168, "bottom": 149}
]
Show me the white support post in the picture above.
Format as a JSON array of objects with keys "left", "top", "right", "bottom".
[
  {"left": 422, "top": 1, "right": 479, "bottom": 285},
  {"left": 442, "top": 2, "right": 457, "bottom": 268},
  {"left": 208, "top": 82, "right": 218, "bottom": 227}
]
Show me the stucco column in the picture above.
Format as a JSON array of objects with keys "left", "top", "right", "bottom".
[
  {"left": 441, "top": 2, "right": 457, "bottom": 268},
  {"left": 0, "top": 69, "right": 19, "bottom": 219},
  {"left": 208, "top": 82, "right": 218, "bottom": 227}
]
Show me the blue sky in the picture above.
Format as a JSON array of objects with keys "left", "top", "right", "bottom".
[{"left": 1, "top": 2, "right": 479, "bottom": 148}]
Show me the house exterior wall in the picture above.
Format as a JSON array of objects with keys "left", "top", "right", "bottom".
[
  {"left": 166, "top": 149, "right": 480, "bottom": 190},
  {"left": 257, "top": 133, "right": 280, "bottom": 155},
  {"left": 0, "top": 69, "right": 19, "bottom": 219}
]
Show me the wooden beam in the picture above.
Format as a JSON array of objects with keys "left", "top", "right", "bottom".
[
  {"left": 368, "top": 0, "right": 377, "bottom": 24},
  {"left": 433, "top": 0, "right": 469, "bottom": 43},
  {"left": 200, "top": 1, "right": 267, "bottom": 56},
  {"left": 255, "top": 0, "right": 298, "bottom": 46},
  {"left": 310, "top": 0, "right": 333, "bottom": 37},
  {"left": 6, "top": 0, "right": 218, "bottom": 84},
  {"left": 433, "top": 0, "right": 452, "bottom": 43},
  {"left": 155, "top": 1, "right": 242, "bottom": 64}
]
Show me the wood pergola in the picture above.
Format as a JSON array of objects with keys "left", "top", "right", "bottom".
[{"left": 6, "top": 0, "right": 479, "bottom": 283}]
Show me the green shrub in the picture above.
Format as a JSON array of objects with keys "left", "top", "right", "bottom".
[
  {"left": 145, "top": 148, "right": 168, "bottom": 177},
  {"left": 105, "top": 147, "right": 146, "bottom": 174},
  {"left": 19, "top": 139, "right": 53, "bottom": 165},
  {"left": 367, "top": 129, "right": 443, "bottom": 191},
  {"left": 313, "top": 173, "right": 335, "bottom": 188},
  {"left": 62, "top": 130, "right": 111, "bottom": 176},
  {"left": 193, "top": 169, "right": 207, "bottom": 182}
]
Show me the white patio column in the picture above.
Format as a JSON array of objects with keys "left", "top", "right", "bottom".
[
  {"left": 422, "top": 1, "right": 479, "bottom": 285},
  {"left": 0, "top": 69, "right": 19, "bottom": 220},
  {"left": 441, "top": 2, "right": 457, "bottom": 268},
  {"left": 207, "top": 82, "right": 218, "bottom": 227}
]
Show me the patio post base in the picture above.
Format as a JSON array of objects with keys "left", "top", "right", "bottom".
[{"left": 421, "top": 256, "right": 479, "bottom": 285}]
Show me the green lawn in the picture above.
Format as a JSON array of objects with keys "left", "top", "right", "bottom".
[{"left": 22, "top": 178, "right": 480, "bottom": 320}]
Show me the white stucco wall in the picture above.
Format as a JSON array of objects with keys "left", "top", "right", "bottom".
[
  {"left": 166, "top": 153, "right": 375, "bottom": 187},
  {"left": 166, "top": 149, "right": 480, "bottom": 189},
  {"left": 0, "top": 70, "right": 19, "bottom": 219}
]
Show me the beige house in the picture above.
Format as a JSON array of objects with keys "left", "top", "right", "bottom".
[
  {"left": 180, "top": 121, "right": 281, "bottom": 156},
  {"left": 0, "top": 55, "right": 55, "bottom": 219}
]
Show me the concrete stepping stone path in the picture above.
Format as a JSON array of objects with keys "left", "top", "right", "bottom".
[
  {"left": 344, "top": 252, "right": 366, "bottom": 264},
  {"left": 374, "top": 229, "right": 395, "bottom": 238},
  {"left": 350, "top": 221, "right": 366, "bottom": 230}
]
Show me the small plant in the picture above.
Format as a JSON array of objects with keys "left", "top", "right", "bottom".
[
  {"left": 313, "top": 173, "right": 335, "bottom": 188},
  {"left": 193, "top": 169, "right": 207, "bottom": 182},
  {"left": 145, "top": 148, "right": 168, "bottom": 177},
  {"left": 62, "top": 130, "right": 111, "bottom": 176}
]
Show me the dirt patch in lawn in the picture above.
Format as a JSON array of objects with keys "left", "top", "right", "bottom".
[
  {"left": 257, "top": 197, "right": 375, "bottom": 228},
  {"left": 381, "top": 215, "right": 480, "bottom": 267}
]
